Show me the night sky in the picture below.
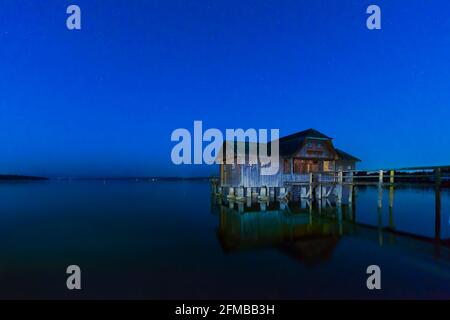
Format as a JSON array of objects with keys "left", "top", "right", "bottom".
[{"left": 1, "top": 0, "right": 449, "bottom": 177}]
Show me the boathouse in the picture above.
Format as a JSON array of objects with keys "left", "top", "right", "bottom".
[{"left": 217, "top": 128, "right": 360, "bottom": 188}]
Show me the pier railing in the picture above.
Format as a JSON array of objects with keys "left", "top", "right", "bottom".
[
  {"left": 213, "top": 165, "right": 450, "bottom": 189},
  {"left": 343, "top": 165, "right": 450, "bottom": 186}
]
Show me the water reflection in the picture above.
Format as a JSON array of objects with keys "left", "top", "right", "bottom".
[
  {"left": 212, "top": 185, "right": 450, "bottom": 263},
  {"left": 216, "top": 205, "right": 340, "bottom": 265}
]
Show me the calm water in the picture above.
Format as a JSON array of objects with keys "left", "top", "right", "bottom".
[{"left": 0, "top": 180, "right": 449, "bottom": 299}]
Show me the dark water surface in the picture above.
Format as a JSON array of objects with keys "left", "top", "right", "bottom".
[{"left": 0, "top": 181, "right": 449, "bottom": 299}]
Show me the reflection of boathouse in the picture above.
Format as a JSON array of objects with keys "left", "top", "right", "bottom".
[
  {"left": 216, "top": 206, "right": 342, "bottom": 265},
  {"left": 212, "top": 176, "right": 448, "bottom": 265}
]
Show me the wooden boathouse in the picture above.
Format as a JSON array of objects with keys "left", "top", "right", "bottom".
[
  {"left": 217, "top": 128, "right": 360, "bottom": 188},
  {"left": 211, "top": 128, "right": 362, "bottom": 204}
]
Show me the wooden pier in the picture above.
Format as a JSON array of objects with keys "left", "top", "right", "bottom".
[{"left": 211, "top": 165, "right": 449, "bottom": 209}]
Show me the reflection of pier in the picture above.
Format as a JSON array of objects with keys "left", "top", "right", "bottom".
[
  {"left": 211, "top": 171, "right": 449, "bottom": 262},
  {"left": 212, "top": 166, "right": 448, "bottom": 243}
]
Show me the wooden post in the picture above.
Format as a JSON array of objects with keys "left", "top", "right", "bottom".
[
  {"left": 336, "top": 170, "right": 343, "bottom": 205},
  {"left": 221, "top": 164, "right": 226, "bottom": 186},
  {"left": 309, "top": 173, "right": 313, "bottom": 199},
  {"left": 390, "top": 170, "right": 395, "bottom": 184},
  {"left": 379, "top": 170, "right": 384, "bottom": 184},
  {"left": 337, "top": 184, "right": 342, "bottom": 205},
  {"left": 348, "top": 171, "right": 354, "bottom": 184},
  {"left": 389, "top": 184, "right": 395, "bottom": 229},
  {"left": 300, "top": 186, "right": 306, "bottom": 199},
  {"left": 348, "top": 185, "right": 353, "bottom": 203},
  {"left": 378, "top": 172, "right": 384, "bottom": 245},
  {"left": 317, "top": 174, "right": 322, "bottom": 200},
  {"left": 377, "top": 183, "right": 383, "bottom": 209},
  {"left": 388, "top": 178, "right": 394, "bottom": 229},
  {"left": 322, "top": 185, "right": 328, "bottom": 198}
]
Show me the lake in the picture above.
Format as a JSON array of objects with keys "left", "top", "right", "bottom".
[{"left": 0, "top": 180, "right": 449, "bottom": 299}]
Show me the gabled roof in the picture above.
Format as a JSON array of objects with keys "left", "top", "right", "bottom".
[
  {"left": 279, "top": 137, "right": 306, "bottom": 157},
  {"left": 335, "top": 148, "right": 361, "bottom": 162},
  {"left": 215, "top": 129, "right": 360, "bottom": 162},
  {"left": 279, "top": 129, "right": 332, "bottom": 157},
  {"left": 280, "top": 128, "right": 332, "bottom": 142}
]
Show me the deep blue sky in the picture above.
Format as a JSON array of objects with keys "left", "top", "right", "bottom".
[{"left": 1, "top": 0, "right": 449, "bottom": 177}]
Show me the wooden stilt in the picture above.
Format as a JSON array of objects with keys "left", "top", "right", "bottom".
[{"left": 317, "top": 174, "right": 322, "bottom": 200}]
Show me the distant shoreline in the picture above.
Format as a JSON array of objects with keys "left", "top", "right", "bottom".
[
  {"left": 0, "top": 175, "right": 217, "bottom": 181},
  {"left": 0, "top": 174, "right": 49, "bottom": 181},
  {"left": 56, "top": 176, "right": 217, "bottom": 181}
]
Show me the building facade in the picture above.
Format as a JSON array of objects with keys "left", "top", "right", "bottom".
[{"left": 218, "top": 128, "right": 360, "bottom": 187}]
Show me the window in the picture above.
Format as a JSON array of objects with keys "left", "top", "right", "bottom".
[
  {"left": 307, "top": 142, "right": 313, "bottom": 148},
  {"left": 317, "top": 142, "right": 322, "bottom": 148},
  {"left": 283, "top": 159, "right": 291, "bottom": 173}
]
